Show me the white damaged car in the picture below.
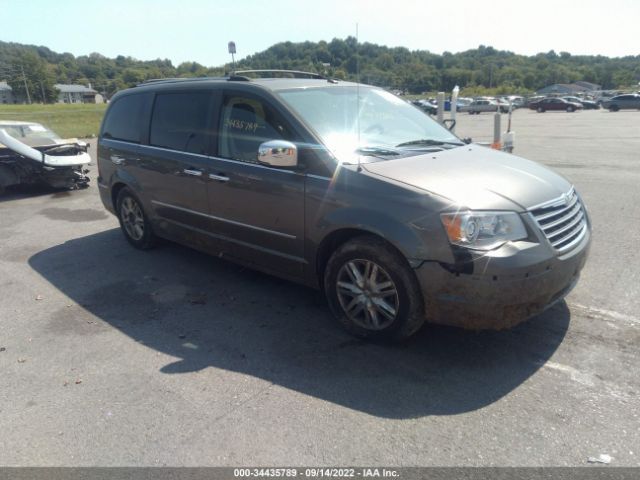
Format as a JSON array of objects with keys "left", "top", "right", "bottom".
[{"left": 0, "top": 121, "right": 91, "bottom": 194}]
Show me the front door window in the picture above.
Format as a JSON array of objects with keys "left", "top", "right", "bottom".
[{"left": 218, "top": 95, "right": 291, "bottom": 163}]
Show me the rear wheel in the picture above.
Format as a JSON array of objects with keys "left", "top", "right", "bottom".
[
  {"left": 116, "top": 187, "right": 156, "bottom": 249},
  {"left": 324, "top": 236, "right": 425, "bottom": 341}
]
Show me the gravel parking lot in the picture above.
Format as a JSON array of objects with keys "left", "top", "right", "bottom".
[{"left": 1, "top": 109, "right": 639, "bottom": 466}]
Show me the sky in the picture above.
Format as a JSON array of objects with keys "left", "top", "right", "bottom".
[{"left": 1, "top": 0, "right": 638, "bottom": 66}]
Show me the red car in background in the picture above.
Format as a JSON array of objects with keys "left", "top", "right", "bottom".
[{"left": 529, "top": 97, "right": 583, "bottom": 112}]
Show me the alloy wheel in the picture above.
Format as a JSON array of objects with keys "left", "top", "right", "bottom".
[
  {"left": 120, "top": 196, "right": 145, "bottom": 241},
  {"left": 336, "top": 259, "right": 399, "bottom": 330}
]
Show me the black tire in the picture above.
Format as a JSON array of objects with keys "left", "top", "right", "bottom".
[
  {"left": 609, "top": 105, "right": 619, "bottom": 112},
  {"left": 116, "top": 187, "right": 156, "bottom": 250},
  {"left": 566, "top": 106, "right": 575, "bottom": 112},
  {"left": 537, "top": 106, "right": 545, "bottom": 113},
  {"left": 324, "top": 235, "right": 425, "bottom": 341}
]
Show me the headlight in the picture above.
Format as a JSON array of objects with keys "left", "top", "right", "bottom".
[{"left": 440, "top": 211, "right": 527, "bottom": 250}]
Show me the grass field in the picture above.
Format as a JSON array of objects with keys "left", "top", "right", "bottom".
[{"left": 0, "top": 103, "right": 107, "bottom": 139}]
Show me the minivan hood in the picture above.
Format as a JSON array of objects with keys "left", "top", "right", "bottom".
[{"left": 362, "top": 145, "right": 571, "bottom": 211}]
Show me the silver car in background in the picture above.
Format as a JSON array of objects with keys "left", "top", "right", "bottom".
[
  {"left": 467, "top": 99, "right": 509, "bottom": 114},
  {"left": 601, "top": 93, "right": 640, "bottom": 111}
]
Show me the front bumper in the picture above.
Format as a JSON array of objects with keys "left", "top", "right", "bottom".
[
  {"left": 414, "top": 229, "right": 591, "bottom": 330},
  {"left": 41, "top": 165, "right": 90, "bottom": 189}
]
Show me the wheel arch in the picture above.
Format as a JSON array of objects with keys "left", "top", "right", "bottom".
[
  {"left": 314, "top": 227, "right": 420, "bottom": 290},
  {"left": 109, "top": 170, "right": 143, "bottom": 213}
]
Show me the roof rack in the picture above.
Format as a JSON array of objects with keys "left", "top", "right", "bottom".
[
  {"left": 137, "top": 76, "right": 227, "bottom": 87},
  {"left": 136, "top": 70, "right": 338, "bottom": 88},
  {"left": 230, "top": 70, "right": 337, "bottom": 83},
  {"left": 141, "top": 77, "right": 185, "bottom": 84}
]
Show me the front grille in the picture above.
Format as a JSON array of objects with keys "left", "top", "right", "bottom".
[{"left": 530, "top": 188, "right": 588, "bottom": 252}]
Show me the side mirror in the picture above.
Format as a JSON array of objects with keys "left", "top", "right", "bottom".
[
  {"left": 442, "top": 119, "right": 456, "bottom": 131},
  {"left": 258, "top": 140, "right": 297, "bottom": 168}
]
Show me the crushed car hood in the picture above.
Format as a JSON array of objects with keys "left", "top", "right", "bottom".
[
  {"left": 0, "top": 129, "right": 90, "bottom": 167},
  {"left": 362, "top": 145, "right": 571, "bottom": 211}
]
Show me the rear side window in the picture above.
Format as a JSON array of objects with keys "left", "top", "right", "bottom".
[
  {"left": 150, "top": 92, "right": 211, "bottom": 154},
  {"left": 102, "top": 94, "right": 146, "bottom": 143}
]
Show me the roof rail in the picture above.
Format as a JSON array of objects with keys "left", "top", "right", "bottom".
[
  {"left": 141, "top": 77, "right": 185, "bottom": 84},
  {"left": 231, "top": 69, "right": 329, "bottom": 80},
  {"left": 137, "top": 76, "right": 227, "bottom": 87}
]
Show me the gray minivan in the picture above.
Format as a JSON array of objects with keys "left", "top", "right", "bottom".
[{"left": 97, "top": 72, "right": 591, "bottom": 340}]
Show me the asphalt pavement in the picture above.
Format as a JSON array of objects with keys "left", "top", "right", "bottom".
[{"left": 0, "top": 109, "right": 638, "bottom": 466}]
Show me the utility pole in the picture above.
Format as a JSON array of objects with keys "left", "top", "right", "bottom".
[
  {"left": 20, "top": 65, "right": 31, "bottom": 104},
  {"left": 228, "top": 42, "right": 236, "bottom": 73}
]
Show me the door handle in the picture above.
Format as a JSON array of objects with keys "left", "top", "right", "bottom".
[
  {"left": 208, "top": 173, "right": 230, "bottom": 182},
  {"left": 182, "top": 168, "right": 203, "bottom": 177},
  {"left": 110, "top": 154, "right": 125, "bottom": 165}
]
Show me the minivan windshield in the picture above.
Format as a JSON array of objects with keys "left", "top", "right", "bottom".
[{"left": 277, "top": 86, "right": 462, "bottom": 162}]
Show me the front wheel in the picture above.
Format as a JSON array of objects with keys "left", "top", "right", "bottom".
[
  {"left": 609, "top": 105, "right": 619, "bottom": 112},
  {"left": 537, "top": 106, "right": 545, "bottom": 113},
  {"left": 116, "top": 187, "right": 156, "bottom": 249},
  {"left": 324, "top": 236, "right": 425, "bottom": 341},
  {"left": 567, "top": 106, "right": 575, "bottom": 112}
]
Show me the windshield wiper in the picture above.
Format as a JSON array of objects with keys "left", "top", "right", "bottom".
[
  {"left": 395, "top": 138, "right": 463, "bottom": 148},
  {"left": 355, "top": 146, "right": 400, "bottom": 156}
]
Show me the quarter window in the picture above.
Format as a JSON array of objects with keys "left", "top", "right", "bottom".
[
  {"left": 102, "top": 94, "right": 146, "bottom": 143},
  {"left": 150, "top": 92, "right": 211, "bottom": 154},
  {"left": 218, "top": 96, "right": 290, "bottom": 163}
]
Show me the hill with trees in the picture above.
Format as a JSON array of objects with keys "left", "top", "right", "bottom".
[{"left": 1, "top": 38, "right": 639, "bottom": 101}]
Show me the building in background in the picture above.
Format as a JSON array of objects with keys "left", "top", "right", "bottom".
[
  {"left": 537, "top": 82, "right": 602, "bottom": 95},
  {"left": 54, "top": 84, "right": 102, "bottom": 104},
  {"left": 0, "top": 81, "right": 15, "bottom": 104}
]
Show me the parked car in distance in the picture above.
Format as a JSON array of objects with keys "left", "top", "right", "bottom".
[
  {"left": 529, "top": 97, "right": 583, "bottom": 112},
  {"left": 503, "top": 96, "right": 525, "bottom": 108},
  {"left": 595, "top": 91, "right": 623, "bottom": 106},
  {"left": 98, "top": 71, "right": 591, "bottom": 341},
  {"left": 411, "top": 99, "right": 437, "bottom": 115},
  {"left": 601, "top": 94, "right": 640, "bottom": 111},
  {"left": 562, "top": 96, "right": 600, "bottom": 110},
  {"left": 496, "top": 98, "right": 514, "bottom": 111},
  {"left": 467, "top": 99, "right": 509, "bottom": 114},
  {"left": 0, "top": 121, "right": 90, "bottom": 194},
  {"left": 451, "top": 97, "right": 473, "bottom": 112},
  {"left": 526, "top": 96, "right": 545, "bottom": 107},
  {"left": 444, "top": 98, "right": 472, "bottom": 111}
]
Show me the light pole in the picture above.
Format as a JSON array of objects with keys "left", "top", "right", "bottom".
[{"left": 228, "top": 41, "right": 236, "bottom": 73}]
